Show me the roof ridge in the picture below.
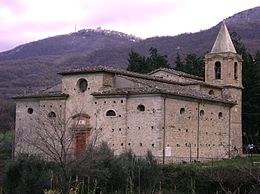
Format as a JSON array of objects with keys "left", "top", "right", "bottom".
[{"left": 149, "top": 67, "right": 203, "bottom": 80}]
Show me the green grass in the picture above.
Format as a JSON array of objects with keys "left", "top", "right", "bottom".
[
  {"left": 201, "top": 155, "right": 260, "bottom": 168},
  {"left": 171, "top": 155, "right": 260, "bottom": 169}
]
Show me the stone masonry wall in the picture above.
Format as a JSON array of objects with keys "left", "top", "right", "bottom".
[
  {"left": 15, "top": 71, "right": 235, "bottom": 162},
  {"left": 126, "top": 95, "right": 163, "bottom": 157},
  {"left": 15, "top": 100, "right": 40, "bottom": 154},
  {"left": 15, "top": 99, "right": 66, "bottom": 156},
  {"left": 164, "top": 97, "right": 230, "bottom": 163}
]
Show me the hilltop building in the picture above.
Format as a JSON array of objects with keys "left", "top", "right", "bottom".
[{"left": 14, "top": 22, "right": 243, "bottom": 163}]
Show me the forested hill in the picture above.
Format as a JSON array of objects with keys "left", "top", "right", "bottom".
[
  {"left": 0, "top": 29, "right": 141, "bottom": 61},
  {"left": 0, "top": 6, "right": 260, "bottom": 99}
]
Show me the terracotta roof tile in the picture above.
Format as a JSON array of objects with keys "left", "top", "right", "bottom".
[
  {"left": 14, "top": 66, "right": 232, "bottom": 104},
  {"left": 92, "top": 86, "right": 235, "bottom": 105},
  {"left": 13, "top": 91, "right": 69, "bottom": 100},
  {"left": 149, "top": 68, "right": 203, "bottom": 80},
  {"left": 59, "top": 66, "right": 222, "bottom": 88}
]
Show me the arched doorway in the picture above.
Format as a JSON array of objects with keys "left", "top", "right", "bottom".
[{"left": 72, "top": 113, "right": 91, "bottom": 158}]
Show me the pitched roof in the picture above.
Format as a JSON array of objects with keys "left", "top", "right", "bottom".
[
  {"left": 149, "top": 68, "right": 203, "bottom": 81},
  {"left": 13, "top": 91, "right": 69, "bottom": 100},
  {"left": 59, "top": 66, "right": 222, "bottom": 88},
  {"left": 92, "top": 75, "right": 235, "bottom": 105},
  {"left": 92, "top": 86, "right": 235, "bottom": 105},
  {"left": 14, "top": 66, "right": 229, "bottom": 104},
  {"left": 211, "top": 21, "right": 236, "bottom": 54}
]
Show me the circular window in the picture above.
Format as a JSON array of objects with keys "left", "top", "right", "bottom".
[
  {"left": 48, "top": 111, "right": 56, "bottom": 118},
  {"left": 78, "top": 79, "right": 88, "bottom": 92},
  {"left": 27, "top": 108, "right": 33, "bottom": 114},
  {"left": 209, "top": 90, "right": 214, "bottom": 95},
  {"left": 137, "top": 104, "right": 145, "bottom": 111}
]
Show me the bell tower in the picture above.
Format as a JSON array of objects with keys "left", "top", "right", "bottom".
[
  {"left": 205, "top": 21, "right": 243, "bottom": 155},
  {"left": 205, "top": 21, "right": 243, "bottom": 87}
]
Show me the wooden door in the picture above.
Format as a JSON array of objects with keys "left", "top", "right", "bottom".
[{"left": 75, "top": 133, "right": 86, "bottom": 158}]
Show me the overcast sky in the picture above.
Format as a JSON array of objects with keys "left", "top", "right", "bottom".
[{"left": 0, "top": 0, "right": 259, "bottom": 52}]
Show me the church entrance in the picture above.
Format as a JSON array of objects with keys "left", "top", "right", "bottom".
[
  {"left": 72, "top": 113, "right": 91, "bottom": 158},
  {"left": 75, "top": 132, "right": 87, "bottom": 158}
]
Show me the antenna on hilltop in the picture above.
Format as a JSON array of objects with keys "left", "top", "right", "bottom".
[{"left": 75, "top": 24, "right": 77, "bottom": 32}]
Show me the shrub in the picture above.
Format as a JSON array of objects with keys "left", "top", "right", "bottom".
[{"left": 3, "top": 154, "right": 52, "bottom": 194}]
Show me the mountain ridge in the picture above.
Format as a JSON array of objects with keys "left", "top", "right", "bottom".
[
  {"left": 0, "top": 28, "right": 141, "bottom": 61},
  {"left": 0, "top": 6, "right": 260, "bottom": 99}
]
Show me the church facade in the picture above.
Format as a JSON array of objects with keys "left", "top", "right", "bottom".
[{"left": 14, "top": 23, "right": 243, "bottom": 163}]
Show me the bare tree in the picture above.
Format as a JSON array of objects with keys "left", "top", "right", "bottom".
[
  {"left": 15, "top": 107, "right": 101, "bottom": 194},
  {"left": 0, "top": 100, "right": 15, "bottom": 158}
]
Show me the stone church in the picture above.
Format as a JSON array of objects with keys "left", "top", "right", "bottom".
[{"left": 14, "top": 22, "right": 243, "bottom": 163}]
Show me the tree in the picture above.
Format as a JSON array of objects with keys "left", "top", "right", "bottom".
[
  {"left": 231, "top": 32, "right": 260, "bottom": 147},
  {"left": 174, "top": 53, "right": 204, "bottom": 77},
  {"left": 15, "top": 108, "right": 101, "bottom": 194},
  {"left": 0, "top": 100, "right": 15, "bottom": 134},
  {"left": 127, "top": 50, "right": 148, "bottom": 74},
  {"left": 147, "top": 47, "right": 171, "bottom": 70},
  {"left": 174, "top": 52, "right": 184, "bottom": 71},
  {"left": 127, "top": 47, "right": 171, "bottom": 74},
  {"left": 3, "top": 154, "right": 52, "bottom": 194},
  {"left": 251, "top": 50, "right": 260, "bottom": 145},
  {"left": 0, "top": 100, "right": 15, "bottom": 158},
  {"left": 185, "top": 54, "right": 204, "bottom": 77}
]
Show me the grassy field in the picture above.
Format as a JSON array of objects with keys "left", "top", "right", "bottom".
[
  {"left": 167, "top": 154, "right": 260, "bottom": 169},
  {"left": 205, "top": 155, "right": 260, "bottom": 167}
]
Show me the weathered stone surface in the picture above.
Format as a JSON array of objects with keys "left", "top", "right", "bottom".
[{"left": 14, "top": 23, "right": 243, "bottom": 162}]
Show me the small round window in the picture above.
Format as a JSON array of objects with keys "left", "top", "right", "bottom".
[
  {"left": 27, "top": 108, "right": 33, "bottom": 114},
  {"left": 209, "top": 90, "right": 214, "bottom": 95},
  {"left": 78, "top": 79, "right": 88, "bottom": 93},
  {"left": 137, "top": 104, "right": 145, "bottom": 111},
  {"left": 180, "top": 108, "right": 185, "bottom": 114},
  {"left": 48, "top": 111, "right": 56, "bottom": 118}
]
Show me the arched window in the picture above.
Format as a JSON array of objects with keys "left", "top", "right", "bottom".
[
  {"left": 106, "top": 110, "right": 116, "bottom": 116},
  {"left": 234, "top": 62, "right": 238, "bottom": 80},
  {"left": 77, "top": 79, "right": 88, "bottom": 92},
  {"left": 137, "top": 104, "right": 145, "bottom": 111},
  {"left": 200, "top": 110, "right": 205, "bottom": 117},
  {"left": 218, "top": 112, "right": 223, "bottom": 119},
  {"left": 215, "top": 61, "right": 221, "bottom": 79},
  {"left": 180, "top": 108, "right": 185, "bottom": 114},
  {"left": 72, "top": 113, "right": 91, "bottom": 129}
]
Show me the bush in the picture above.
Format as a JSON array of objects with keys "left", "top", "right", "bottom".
[
  {"left": 106, "top": 150, "right": 161, "bottom": 194},
  {"left": 4, "top": 144, "right": 258, "bottom": 194},
  {"left": 3, "top": 154, "right": 52, "bottom": 194},
  {"left": 160, "top": 164, "right": 260, "bottom": 194},
  {"left": 161, "top": 165, "right": 206, "bottom": 193},
  {"left": 72, "top": 145, "right": 162, "bottom": 194}
]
